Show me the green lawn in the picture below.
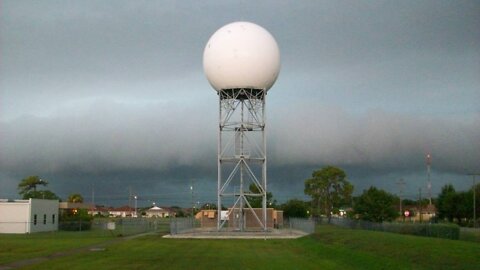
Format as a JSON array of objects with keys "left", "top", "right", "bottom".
[
  {"left": 2, "top": 225, "right": 479, "bottom": 269},
  {"left": 0, "top": 230, "right": 115, "bottom": 265},
  {"left": 460, "top": 228, "right": 480, "bottom": 243}
]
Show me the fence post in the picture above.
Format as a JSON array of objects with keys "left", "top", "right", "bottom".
[
  {"left": 173, "top": 217, "right": 177, "bottom": 235},
  {"left": 289, "top": 219, "right": 292, "bottom": 235}
]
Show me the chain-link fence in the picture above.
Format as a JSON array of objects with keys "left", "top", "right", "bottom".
[
  {"left": 169, "top": 216, "right": 315, "bottom": 235},
  {"left": 169, "top": 217, "right": 198, "bottom": 235},
  {"left": 286, "top": 218, "right": 316, "bottom": 234},
  {"left": 89, "top": 218, "right": 170, "bottom": 236},
  {"left": 322, "top": 217, "right": 460, "bottom": 240},
  {"left": 1, "top": 218, "right": 170, "bottom": 236}
]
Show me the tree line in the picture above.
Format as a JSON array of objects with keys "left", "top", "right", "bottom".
[
  {"left": 17, "top": 175, "right": 84, "bottom": 203},
  {"left": 279, "top": 166, "right": 479, "bottom": 227},
  {"left": 16, "top": 170, "right": 480, "bottom": 227}
]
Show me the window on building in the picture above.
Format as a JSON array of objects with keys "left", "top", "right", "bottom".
[
  {"left": 34, "top": 214, "right": 37, "bottom": 225},
  {"left": 43, "top": 214, "right": 47, "bottom": 225},
  {"left": 52, "top": 214, "right": 56, "bottom": 224}
]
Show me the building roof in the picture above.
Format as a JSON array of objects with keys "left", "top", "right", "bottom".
[
  {"left": 90, "top": 206, "right": 112, "bottom": 212},
  {"left": 59, "top": 202, "right": 93, "bottom": 209},
  {"left": 111, "top": 205, "right": 135, "bottom": 212},
  {"left": 147, "top": 206, "right": 170, "bottom": 212},
  {"left": 404, "top": 204, "right": 437, "bottom": 213}
]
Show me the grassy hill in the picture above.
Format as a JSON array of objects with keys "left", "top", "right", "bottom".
[{"left": 1, "top": 225, "right": 478, "bottom": 269}]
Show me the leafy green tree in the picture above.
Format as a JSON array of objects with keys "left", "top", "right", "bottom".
[
  {"left": 461, "top": 184, "right": 480, "bottom": 225},
  {"left": 170, "top": 206, "right": 185, "bottom": 217},
  {"left": 18, "top": 176, "right": 59, "bottom": 200},
  {"left": 59, "top": 208, "right": 93, "bottom": 231},
  {"left": 176, "top": 209, "right": 186, "bottom": 217},
  {"left": 402, "top": 199, "right": 417, "bottom": 206},
  {"left": 18, "top": 176, "right": 48, "bottom": 196},
  {"left": 67, "top": 193, "right": 84, "bottom": 203},
  {"left": 21, "top": 190, "right": 60, "bottom": 200},
  {"left": 281, "top": 199, "right": 309, "bottom": 218},
  {"left": 304, "top": 166, "right": 353, "bottom": 221},
  {"left": 354, "top": 186, "right": 399, "bottom": 222},
  {"left": 454, "top": 191, "right": 472, "bottom": 224},
  {"left": 472, "top": 183, "right": 480, "bottom": 225},
  {"left": 436, "top": 184, "right": 457, "bottom": 222},
  {"left": 246, "top": 183, "right": 276, "bottom": 208},
  {"left": 200, "top": 203, "right": 217, "bottom": 210},
  {"left": 436, "top": 184, "right": 480, "bottom": 226}
]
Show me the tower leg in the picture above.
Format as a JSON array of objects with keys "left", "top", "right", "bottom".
[{"left": 217, "top": 88, "right": 267, "bottom": 231}]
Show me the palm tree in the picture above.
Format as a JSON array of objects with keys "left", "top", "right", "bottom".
[
  {"left": 18, "top": 176, "right": 48, "bottom": 196},
  {"left": 67, "top": 193, "right": 84, "bottom": 203}
]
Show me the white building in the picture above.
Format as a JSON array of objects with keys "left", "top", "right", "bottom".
[
  {"left": 145, "top": 206, "right": 170, "bottom": 218},
  {"left": 0, "top": 199, "right": 59, "bottom": 234},
  {"left": 108, "top": 206, "right": 135, "bottom": 217}
]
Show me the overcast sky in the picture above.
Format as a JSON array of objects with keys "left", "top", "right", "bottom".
[{"left": 1, "top": 0, "right": 479, "bottom": 207}]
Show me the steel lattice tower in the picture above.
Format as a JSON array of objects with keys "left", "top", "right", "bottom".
[
  {"left": 203, "top": 22, "right": 280, "bottom": 232},
  {"left": 217, "top": 88, "right": 267, "bottom": 231}
]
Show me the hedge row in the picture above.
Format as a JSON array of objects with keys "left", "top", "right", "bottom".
[{"left": 58, "top": 220, "right": 92, "bottom": 231}]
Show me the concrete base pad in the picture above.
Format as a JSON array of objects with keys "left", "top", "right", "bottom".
[{"left": 163, "top": 229, "right": 308, "bottom": 239}]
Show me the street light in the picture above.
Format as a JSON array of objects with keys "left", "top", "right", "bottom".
[
  {"left": 134, "top": 195, "right": 137, "bottom": 218},
  {"left": 190, "top": 184, "right": 194, "bottom": 230},
  {"left": 190, "top": 185, "right": 194, "bottom": 216}
]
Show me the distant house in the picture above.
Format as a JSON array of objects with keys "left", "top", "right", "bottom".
[
  {"left": 402, "top": 204, "right": 437, "bottom": 222},
  {"left": 109, "top": 206, "right": 136, "bottom": 217},
  {"left": 195, "top": 210, "right": 220, "bottom": 227},
  {"left": 0, "top": 199, "right": 59, "bottom": 234},
  {"left": 227, "top": 208, "right": 283, "bottom": 229},
  {"left": 59, "top": 202, "right": 93, "bottom": 216},
  {"left": 88, "top": 206, "right": 112, "bottom": 217},
  {"left": 195, "top": 208, "right": 283, "bottom": 229},
  {"left": 146, "top": 206, "right": 171, "bottom": 218}
]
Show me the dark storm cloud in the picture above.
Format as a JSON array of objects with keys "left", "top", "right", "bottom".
[
  {"left": 269, "top": 105, "right": 480, "bottom": 174},
  {"left": 1, "top": 1, "right": 479, "bottom": 203},
  {"left": 1, "top": 102, "right": 477, "bottom": 194},
  {"left": 0, "top": 99, "right": 217, "bottom": 174}
]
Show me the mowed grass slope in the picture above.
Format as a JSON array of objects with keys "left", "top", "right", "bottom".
[
  {"left": 4, "top": 225, "right": 479, "bottom": 270},
  {"left": 0, "top": 230, "right": 115, "bottom": 265}
]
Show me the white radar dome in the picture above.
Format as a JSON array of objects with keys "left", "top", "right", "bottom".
[{"left": 203, "top": 21, "right": 280, "bottom": 91}]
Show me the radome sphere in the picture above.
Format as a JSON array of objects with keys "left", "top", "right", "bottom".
[{"left": 203, "top": 21, "right": 280, "bottom": 91}]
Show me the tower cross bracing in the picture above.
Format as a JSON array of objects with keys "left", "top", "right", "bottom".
[{"left": 217, "top": 88, "right": 267, "bottom": 231}]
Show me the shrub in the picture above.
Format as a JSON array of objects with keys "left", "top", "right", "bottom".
[
  {"left": 58, "top": 220, "right": 92, "bottom": 231},
  {"left": 59, "top": 208, "right": 93, "bottom": 231}
]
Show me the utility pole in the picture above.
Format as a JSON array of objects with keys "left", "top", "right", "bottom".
[
  {"left": 396, "top": 179, "right": 406, "bottom": 220},
  {"left": 134, "top": 195, "right": 138, "bottom": 218},
  {"left": 190, "top": 180, "right": 194, "bottom": 229},
  {"left": 467, "top": 173, "right": 479, "bottom": 228},
  {"left": 426, "top": 153, "right": 432, "bottom": 205},
  {"left": 418, "top": 188, "right": 423, "bottom": 223},
  {"left": 91, "top": 184, "right": 95, "bottom": 216},
  {"left": 128, "top": 186, "right": 132, "bottom": 209}
]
